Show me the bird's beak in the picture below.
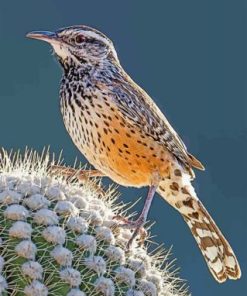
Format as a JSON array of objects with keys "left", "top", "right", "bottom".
[{"left": 26, "top": 31, "right": 60, "bottom": 45}]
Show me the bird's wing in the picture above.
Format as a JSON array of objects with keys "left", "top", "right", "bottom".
[{"left": 107, "top": 78, "right": 204, "bottom": 171}]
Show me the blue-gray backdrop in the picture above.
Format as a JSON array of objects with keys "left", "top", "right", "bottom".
[{"left": 0, "top": 0, "right": 246, "bottom": 295}]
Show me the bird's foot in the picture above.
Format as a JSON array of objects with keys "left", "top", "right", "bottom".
[
  {"left": 50, "top": 165, "right": 104, "bottom": 180},
  {"left": 113, "top": 215, "right": 147, "bottom": 250},
  {"left": 50, "top": 165, "right": 105, "bottom": 196}
]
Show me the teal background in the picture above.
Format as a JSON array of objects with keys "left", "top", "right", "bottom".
[{"left": 0, "top": 0, "right": 246, "bottom": 295}]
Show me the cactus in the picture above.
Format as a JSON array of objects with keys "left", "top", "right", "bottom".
[{"left": 0, "top": 149, "right": 189, "bottom": 296}]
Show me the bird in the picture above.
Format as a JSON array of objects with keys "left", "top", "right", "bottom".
[{"left": 26, "top": 25, "right": 241, "bottom": 283}]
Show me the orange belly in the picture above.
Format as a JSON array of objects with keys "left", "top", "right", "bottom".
[{"left": 97, "top": 121, "right": 172, "bottom": 186}]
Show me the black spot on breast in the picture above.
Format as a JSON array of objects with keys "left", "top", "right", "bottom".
[
  {"left": 90, "top": 101, "right": 95, "bottom": 108},
  {"left": 75, "top": 98, "right": 82, "bottom": 108},
  {"left": 70, "top": 102, "right": 75, "bottom": 114}
]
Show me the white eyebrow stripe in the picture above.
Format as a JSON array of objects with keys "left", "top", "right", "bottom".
[
  {"left": 82, "top": 30, "right": 119, "bottom": 61},
  {"left": 83, "top": 30, "right": 112, "bottom": 47}
]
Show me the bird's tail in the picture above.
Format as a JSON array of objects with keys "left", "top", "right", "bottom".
[{"left": 157, "top": 166, "right": 241, "bottom": 283}]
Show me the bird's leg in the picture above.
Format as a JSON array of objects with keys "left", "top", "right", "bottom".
[{"left": 115, "top": 184, "right": 158, "bottom": 250}]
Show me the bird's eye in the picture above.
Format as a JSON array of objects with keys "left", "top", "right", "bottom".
[{"left": 75, "top": 35, "right": 85, "bottom": 44}]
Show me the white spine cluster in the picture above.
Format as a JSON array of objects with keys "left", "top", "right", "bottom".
[
  {"left": 59, "top": 268, "right": 82, "bottom": 287},
  {"left": 24, "top": 280, "right": 48, "bottom": 296},
  {"left": 9, "top": 221, "right": 32, "bottom": 239},
  {"left": 104, "top": 245, "right": 126, "bottom": 264},
  {"left": 23, "top": 193, "right": 51, "bottom": 210},
  {"left": 15, "top": 240, "right": 37, "bottom": 260},
  {"left": 95, "top": 226, "right": 115, "bottom": 244},
  {"left": 76, "top": 234, "right": 97, "bottom": 254},
  {"left": 84, "top": 256, "right": 107, "bottom": 276},
  {"left": 115, "top": 266, "right": 136, "bottom": 287},
  {"left": 94, "top": 276, "right": 115, "bottom": 296},
  {"left": 4, "top": 204, "right": 29, "bottom": 220},
  {"left": 34, "top": 208, "right": 59, "bottom": 225},
  {"left": 0, "top": 149, "right": 188, "bottom": 296},
  {"left": 55, "top": 200, "right": 79, "bottom": 216},
  {"left": 66, "top": 216, "right": 88, "bottom": 233},
  {"left": 21, "top": 261, "right": 43, "bottom": 280},
  {"left": 0, "top": 190, "right": 22, "bottom": 204},
  {"left": 42, "top": 226, "right": 66, "bottom": 245},
  {"left": 51, "top": 245, "right": 73, "bottom": 267}
]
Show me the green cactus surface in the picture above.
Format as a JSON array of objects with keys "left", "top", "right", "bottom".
[{"left": 0, "top": 149, "right": 189, "bottom": 296}]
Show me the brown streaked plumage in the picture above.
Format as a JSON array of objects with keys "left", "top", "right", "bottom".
[{"left": 27, "top": 25, "right": 241, "bottom": 283}]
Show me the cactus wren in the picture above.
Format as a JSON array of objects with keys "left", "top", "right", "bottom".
[{"left": 27, "top": 26, "right": 241, "bottom": 283}]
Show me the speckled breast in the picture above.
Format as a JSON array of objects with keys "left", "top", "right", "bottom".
[{"left": 60, "top": 89, "right": 171, "bottom": 187}]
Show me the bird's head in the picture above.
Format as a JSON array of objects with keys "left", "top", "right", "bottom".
[{"left": 26, "top": 25, "right": 119, "bottom": 69}]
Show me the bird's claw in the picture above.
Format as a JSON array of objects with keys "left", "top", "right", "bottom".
[
  {"left": 49, "top": 165, "right": 106, "bottom": 196},
  {"left": 113, "top": 215, "right": 147, "bottom": 250}
]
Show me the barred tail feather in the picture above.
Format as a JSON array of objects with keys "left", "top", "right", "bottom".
[
  {"left": 157, "top": 166, "right": 241, "bottom": 283},
  {"left": 182, "top": 200, "right": 241, "bottom": 282}
]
